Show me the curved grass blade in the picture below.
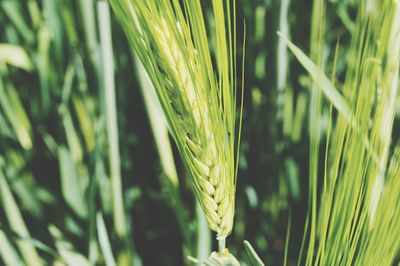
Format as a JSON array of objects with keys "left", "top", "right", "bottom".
[{"left": 243, "top": 240, "right": 265, "bottom": 266}]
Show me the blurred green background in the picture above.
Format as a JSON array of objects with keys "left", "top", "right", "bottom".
[{"left": 0, "top": 0, "right": 395, "bottom": 265}]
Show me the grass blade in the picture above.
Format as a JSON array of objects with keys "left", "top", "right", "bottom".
[
  {"left": 58, "top": 147, "right": 88, "bottom": 218},
  {"left": 0, "top": 77, "right": 32, "bottom": 150},
  {"left": 0, "top": 162, "right": 42, "bottom": 266},
  {"left": 0, "top": 229, "right": 23, "bottom": 266},
  {"left": 97, "top": 0, "right": 127, "bottom": 238},
  {"left": 96, "top": 213, "right": 116, "bottom": 266},
  {"left": 277, "top": 32, "right": 352, "bottom": 123},
  {"left": 243, "top": 240, "right": 265, "bottom": 266},
  {"left": 0, "top": 44, "right": 32, "bottom": 71}
]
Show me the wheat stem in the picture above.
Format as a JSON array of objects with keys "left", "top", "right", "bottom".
[
  {"left": 218, "top": 237, "right": 226, "bottom": 254},
  {"left": 97, "top": 0, "right": 127, "bottom": 238}
]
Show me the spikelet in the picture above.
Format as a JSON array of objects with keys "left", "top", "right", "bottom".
[{"left": 109, "top": 0, "right": 239, "bottom": 239}]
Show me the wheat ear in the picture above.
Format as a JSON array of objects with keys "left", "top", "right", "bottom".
[{"left": 109, "top": 0, "right": 239, "bottom": 239}]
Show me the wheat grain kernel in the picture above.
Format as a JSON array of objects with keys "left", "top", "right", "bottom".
[
  {"left": 193, "top": 157, "right": 211, "bottom": 177},
  {"left": 199, "top": 178, "right": 215, "bottom": 195},
  {"left": 210, "top": 165, "right": 221, "bottom": 186},
  {"left": 217, "top": 196, "right": 230, "bottom": 217},
  {"left": 202, "top": 192, "right": 218, "bottom": 211},
  {"left": 214, "top": 183, "right": 225, "bottom": 204}
]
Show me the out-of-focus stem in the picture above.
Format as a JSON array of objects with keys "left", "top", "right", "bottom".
[{"left": 97, "top": 0, "right": 127, "bottom": 238}]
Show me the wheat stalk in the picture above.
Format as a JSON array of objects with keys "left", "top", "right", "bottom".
[
  {"left": 281, "top": 0, "right": 400, "bottom": 264},
  {"left": 109, "top": 0, "right": 240, "bottom": 240}
]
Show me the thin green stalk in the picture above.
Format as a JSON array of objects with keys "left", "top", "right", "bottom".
[
  {"left": 134, "top": 58, "right": 179, "bottom": 187},
  {"left": 79, "top": 0, "right": 98, "bottom": 67},
  {"left": 96, "top": 213, "right": 117, "bottom": 266},
  {"left": 276, "top": 0, "right": 290, "bottom": 122},
  {"left": 283, "top": 211, "right": 292, "bottom": 266},
  {"left": 97, "top": 0, "right": 127, "bottom": 239},
  {"left": 135, "top": 56, "right": 195, "bottom": 257},
  {"left": 37, "top": 24, "right": 51, "bottom": 112},
  {"left": 306, "top": 0, "right": 325, "bottom": 264},
  {"left": 218, "top": 237, "right": 226, "bottom": 254},
  {"left": 195, "top": 202, "right": 212, "bottom": 260}
]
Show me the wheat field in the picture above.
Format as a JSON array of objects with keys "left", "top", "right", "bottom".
[{"left": 0, "top": 0, "right": 399, "bottom": 265}]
